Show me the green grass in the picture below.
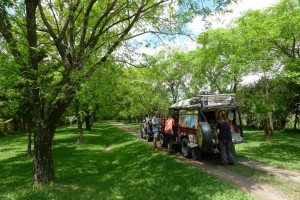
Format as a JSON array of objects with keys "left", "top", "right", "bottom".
[
  {"left": 0, "top": 122, "right": 255, "bottom": 200},
  {"left": 236, "top": 130, "right": 300, "bottom": 172},
  {"left": 122, "top": 121, "right": 141, "bottom": 130}
]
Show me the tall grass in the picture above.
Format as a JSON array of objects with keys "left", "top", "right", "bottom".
[{"left": 0, "top": 122, "right": 255, "bottom": 200}]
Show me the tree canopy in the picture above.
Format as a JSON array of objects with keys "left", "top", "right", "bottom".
[{"left": 0, "top": 0, "right": 236, "bottom": 183}]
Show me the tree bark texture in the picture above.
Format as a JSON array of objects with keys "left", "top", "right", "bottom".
[
  {"left": 264, "top": 118, "right": 271, "bottom": 141},
  {"left": 33, "top": 122, "right": 55, "bottom": 183},
  {"left": 27, "top": 124, "right": 32, "bottom": 157},
  {"left": 25, "top": 0, "right": 57, "bottom": 183}
]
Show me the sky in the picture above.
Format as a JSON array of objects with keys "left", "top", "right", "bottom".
[
  {"left": 188, "top": 0, "right": 280, "bottom": 35},
  {"left": 137, "top": 0, "right": 280, "bottom": 84},
  {"left": 185, "top": 0, "right": 280, "bottom": 51},
  {"left": 139, "top": 0, "right": 280, "bottom": 55}
]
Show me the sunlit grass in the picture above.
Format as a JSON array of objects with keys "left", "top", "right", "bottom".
[
  {"left": 0, "top": 122, "right": 255, "bottom": 200},
  {"left": 122, "top": 121, "right": 141, "bottom": 130},
  {"left": 236, "top": 130, "right": 300, "bottom": 171}
]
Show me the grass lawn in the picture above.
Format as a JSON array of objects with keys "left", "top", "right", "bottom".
[
  {"left": 236, "top": 130, "right": 300, "bottom": 172},
  {"left": 0, "top": 122, "right": 255, "bottom": 200},
  {"left": 122, "top": 121, "right": 141, "bottom": 130}
]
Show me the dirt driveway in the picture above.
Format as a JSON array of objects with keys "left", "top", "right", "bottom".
[{"left": 111, "top": 122, "right": 300, "bottom": 200}]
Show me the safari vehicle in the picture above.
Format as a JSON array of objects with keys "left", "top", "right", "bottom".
[{"left": 160, "top": 94, "right": 243, "bottom": 159}]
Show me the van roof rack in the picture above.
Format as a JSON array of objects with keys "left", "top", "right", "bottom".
[{"left": 170, "top": 94, "right": 237, "bottom": 109}]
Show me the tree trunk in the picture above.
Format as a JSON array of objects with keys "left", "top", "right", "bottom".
[
  {"left": 25, "top": 0, "right": 56, "bottom": 183},
  {"left": 20, "top": 118, "right": 26, "bottom": 134},
  {"left": 295, "top": 108, "right": 299, "bottom": 130},
  {"left": 33, "top": 121, "right": 55, "bottom": 183},
  {"left": 269, "top": 112, "right": 274, "bottom": 136},
  {"left": 75, "top": 99, "right": 83, "bottom": 144},
  {"left": 85, "top": 114, "right": 91, "bottom": 131},
  {"left": 27, "top": 123, "right": 32, "bottom": 157},
  {"left": 77, "top": 118, "right": 83, "bottom": 144},
  {"left": 264, "top": 118, "right": 271, "bottom": 141}
]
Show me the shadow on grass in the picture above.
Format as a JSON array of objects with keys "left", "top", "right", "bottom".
[{"left": 0, "top": 122, "right": 254, "bottom": 200}]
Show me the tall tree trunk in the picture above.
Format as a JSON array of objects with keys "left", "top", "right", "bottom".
[
  {"left": 264, "top": 74, "right": 274, "bottom": 136},
  {"left": 77, "top": 118, "right": 83, "bottom": 144},
  {"left": 25, "top": 0, "right": 56, "bottom": 183},
  {"left": 264, "top": 118, "right": 271, "bottom": 141},
  {"left": 27, "top": 123, "right": 32, "bottom": 157},
  {"left": 85, "top": 115, "right": 91, "bottom": 131},
  {"left": 33, "top": 121, "right": 55, "bottom": 183},
  {"left": 21, "top": 118, "right": 26, "bottom": 134},
  {"left": 75, "top": 99, "right": 83, "bottom": 144},
  {"left": 295, "top": 107, "right": 299, "bottom": 130},
  {"left": 269, "top": 112, "right": 274, "bottom": 136}
]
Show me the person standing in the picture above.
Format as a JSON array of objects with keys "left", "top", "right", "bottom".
[
  {"left": 217, "top": 115, "right": 235, "bottom": 166},
  {"left": 152, "top": 111, "right": 160, "bottom": 149},
  {"left": 164, "top": 113, "right": 175, "bottom": 153}
]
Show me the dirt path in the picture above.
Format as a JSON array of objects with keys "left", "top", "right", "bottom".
[
  {"left": 236, "top": 157, "right": 300, "bottom": 184},
  {"left": 110, "top": 123, "right": 298, "bottom": 200}
]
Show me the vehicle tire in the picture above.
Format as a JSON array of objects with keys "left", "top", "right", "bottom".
[
  {"left": 199, "top": 122, "right": 212, "bottom": 152},
  {"left": 191, "top": 148, "right": 202, "bottom": 160},
  {"left": 181, "top": 138, "right": 191, "bottom": 158},
  {"left": 159, "top": 133, "right": 167, "bottom": 147}
]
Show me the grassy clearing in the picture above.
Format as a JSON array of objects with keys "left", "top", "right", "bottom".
[
  {"left": 0, "top": 122, "right": 255, "bottom": 200},
  {"left": 236, "top": 130, "right": 300, "bottom": 172}
]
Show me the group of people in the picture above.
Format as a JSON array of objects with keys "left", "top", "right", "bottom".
[
  {"left": 150, "top": 111, "right": 175, "bottom": 152},
  {"left": 148, "top": 111, "right": 235, "bottom": 166}
]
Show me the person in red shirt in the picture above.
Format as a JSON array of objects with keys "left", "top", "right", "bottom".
[{"left": 164, "top": 113, "right": 175, "bottom": 153}]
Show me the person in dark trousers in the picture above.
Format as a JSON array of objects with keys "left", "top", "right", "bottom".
[
  {"left": 217, "top": 115, "right": 235, "bottom": 166},
  {"left": 164, "top": 113, "right": 175, "bottom": 153}
]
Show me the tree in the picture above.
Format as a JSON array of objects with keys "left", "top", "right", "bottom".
[
  {"left": 235, "top": 0, "right": 300, "bottom": 132},
  {"left": 1, "top": 0, "right": 235, "bottom": 183},
  {"left": 189, "top": 27, "right": 250, "bottom": 94}
]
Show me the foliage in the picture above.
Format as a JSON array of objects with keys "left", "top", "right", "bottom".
[
  {"left": 192, "top": 27, "right": 251, "bottom": 93},
  {"left": 232, "top": 0, "right": 300, "bottom": 130}
]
